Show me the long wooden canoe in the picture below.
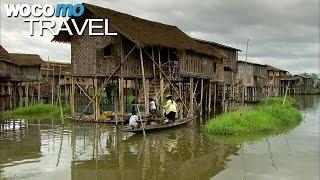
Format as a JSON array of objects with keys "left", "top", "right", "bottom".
[{"left": 124, "top": 117, "right": 195, "bottom": 133}]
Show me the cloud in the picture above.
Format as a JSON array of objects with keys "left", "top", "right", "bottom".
[{"left": 0, "top": 0, "right": 319, "bottom": 74}]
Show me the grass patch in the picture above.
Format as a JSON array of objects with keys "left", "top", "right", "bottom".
[
  {"left": 1, "top": 104, "right": 71, "bottom": 121},
  {"left": 205, "top": 97, "right": 302, "bottom": 136}
]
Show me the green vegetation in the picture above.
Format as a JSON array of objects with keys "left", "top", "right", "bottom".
[
  {"left": 1, "top": 104, "right": 71, "bottom": 121},
  {"left": 205, "top": 97, "right": 302, "bottom": 136}
]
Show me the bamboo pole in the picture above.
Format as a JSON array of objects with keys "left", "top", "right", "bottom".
[
  {"left": 78, "top": 45, "right": 136, "bottom": 119},
  {"left": 119, "top": 42, "right": 124, "bottom": 121},
  {"left": 152, "top": 47, "right": 156, "bottom": 79},
  {"left": 139, "top": 46, "right": 149, "bottom": 115},
  {"left": 58, "top": 66, "right": 64, "bottom": 123},
  {"left": 144, "top": 50, "right": 191, "bottom": 116},
  {"left": 76, "top": 83, "right": 92, "bottom": 100},
  {"left": 283, "top": 81, "right": 290, "bottom": 106},
  {"left": 158, "top": 48, "right": 164, "bottom": 105}
]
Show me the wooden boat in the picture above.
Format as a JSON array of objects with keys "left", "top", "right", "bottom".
[{"left": 124, "top": 117, "right": 195, "bottom": 133}]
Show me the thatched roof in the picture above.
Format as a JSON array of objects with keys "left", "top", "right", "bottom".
[
  {"left": 9, "top": 53, "right": 44, "bottom": 66},
  {"left": 53, "top": 3, "right": 222, "bottom": 58},
  {"left": 0, "top": 45, "right": 14, "bottom": 64},
  {"left": 194, "top": 38, "right": 241, "bottom": 51},
  {"left": 266, "top": 65, "right": 288, "bottom": 72},
  {"left": 237, "top": 60, "right": 267, "bottom": 67},
  {"left": 41, "top": 61, "right": 71, "bottom": 75}
]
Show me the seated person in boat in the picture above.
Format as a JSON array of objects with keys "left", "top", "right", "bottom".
[
  {"left": 129, "top": 111, "right": 139, "bottom": 129},
  {"left": 163, "top": 94, "right": 177, "bottom": 122},
  {"left": 149, "top": 98, "right": 158, "bottom": 117}
]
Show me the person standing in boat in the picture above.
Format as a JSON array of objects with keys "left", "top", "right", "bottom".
[{"left": 163, "top": 94, "right": 177, "bottom": 122}]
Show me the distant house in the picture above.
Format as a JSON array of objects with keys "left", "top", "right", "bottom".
[
  {"left": 0, "top": 45, "right": 44, "bottom": 110},
  {"left": 237, "top": 61, "right": 268, "bottom": 101},
  {"left": 194, "top": 39, "right": 241, "bottom": 101},
  {"left": 266, "top": 66, "right": 288, "bottom": 96},
  {"left": 0, "top": 45, "right": 20, "bottom": 82},
  {"left": 281, "top": 75, "right": 314, "bottom": 94},
  {"left": 8, "top": 53, "right": 43, "bottom": 82}
]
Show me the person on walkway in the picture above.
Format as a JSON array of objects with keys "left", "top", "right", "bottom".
[
  {"left": 149, "top": 98, "right": 157, "bottom": 116},
  {"left": 163, "top": 94, "right": 177, "bottom": 122}
]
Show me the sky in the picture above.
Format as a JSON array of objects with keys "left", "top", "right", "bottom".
[{"left": 0, "top": 0, "right": 319, "bottom": 75}]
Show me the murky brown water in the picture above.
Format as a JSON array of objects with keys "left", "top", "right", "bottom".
[{"left": 0, "top": 95, "right": 319, "bottom": 180}]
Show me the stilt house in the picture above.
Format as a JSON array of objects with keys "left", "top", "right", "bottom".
[
  {"left": 53, "top": 3, "right": 224, "bottom": 121},
  {"left": 237, "top": 61, "right": 268, "bottom": 102},
  {"left": 194, "top": 39, "right": 241, "bottom": 102}
]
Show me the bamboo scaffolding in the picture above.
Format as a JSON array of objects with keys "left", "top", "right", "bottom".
[{"left": 78, "top": 45, "right": 136, "bottom": 119}]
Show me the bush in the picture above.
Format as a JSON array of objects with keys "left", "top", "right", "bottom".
[
  {"left": 205, "top": 97, "right": 302, "bottom": 135},
  {"left": 2, "top": 104, "right": 71, "bottom": 121}
]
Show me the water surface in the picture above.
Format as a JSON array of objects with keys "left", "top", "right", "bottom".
[{"left": 0, "top": 95, "right": 319, "bottom": 180}]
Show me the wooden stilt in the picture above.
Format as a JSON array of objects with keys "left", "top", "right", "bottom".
[
  {"left": 200, "top": 78, "right": 204, "bottom": 116},
  {"left": 71, "top": 76, "right": 75, "bottom": 117},
  {"left": 51, "top": 66, "right": 55, "bottom": 106},
  {"left": 213, "top": 83, "right": 217, "bottom": 115},
  {"left": 208, "top": 82, "right": 212, "bottom": 113},
  {"left": 25, "top": 82, "right": 29, "bottom": 107},
  {"left": 119, "top": 76, "right": 124, "bottom": 121},
  {"left": 18, "top": 84, "right": 23, "bottom": 107},
  {"left": 30, "top": 82, "right": 34, "bottom": 106},
  {"left": 179, "top": 81, "right": 183, "bottom": 118},
  {"left": 38, "top": 81, "right": 41, "bottom": 103},
  {"left": 93, "top": 77, "right": 100, "bottom": 121},
  {"left": 8, "top": 82, "right": 12, "bottom": 109},
  {"left": 189, "top": 77, "right": 194, "bottom": 116},
  {"left": 222, "top": 82, "right": 225, "bottom": 112},
  {"left": 57, "top": 66, "right": 64, "bottom": 122}
]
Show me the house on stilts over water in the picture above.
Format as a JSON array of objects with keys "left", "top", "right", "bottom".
[
  {"left": 1, "top": 45, "right": 44, "bottom": 110},
  {"left": 53, "top": 3, "right": 226, "bottom": 122}
]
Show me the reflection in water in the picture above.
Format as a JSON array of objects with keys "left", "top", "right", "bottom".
[
  {"left": 0, "top": 120, "right": 239, "bottom": 180},
  {"left": 0, "top": 95, "right": 319, "bottom": 180}
]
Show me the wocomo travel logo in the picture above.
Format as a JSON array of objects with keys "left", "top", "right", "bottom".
[{"left": 4, "top": 3, "right": 118, "bottom": 36}]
